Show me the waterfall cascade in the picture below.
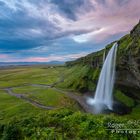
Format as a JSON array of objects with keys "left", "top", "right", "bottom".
[{"left": 87, "top": 43, "right": 118, "bottom": 113}]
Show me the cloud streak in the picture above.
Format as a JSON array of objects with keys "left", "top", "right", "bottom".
[
  {"left": 0, "top": 0, "right": 140, "bottom": 62},
  {"left": 1, "top": 52, "right": 89, "bottom": 62}
]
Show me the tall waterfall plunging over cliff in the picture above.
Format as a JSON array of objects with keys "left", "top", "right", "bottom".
[{"left": 87, "top": 43, "right": 118, "bottom": 113}]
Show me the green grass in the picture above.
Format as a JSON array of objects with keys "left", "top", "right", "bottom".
[
  {"left": 0, "top": 66, "right": 66, "bottom": 88},
  {"left": 1, "top": 109, "right": 140, "bottom": 140},
  {"left": 0, "top": 89, "right": 45, "bottom": 123},
  {"left": 0, "top": 87, "right": 80, "bottom": 124},
  {"left": 114, "top": 90, "right": 135, "bottom": 107},
  {"left": 57, "top": 65, "right": 98, "bottom": 91},
  {"left": 0, "top": 65, "right": 140, "bottom": 139},
  {"left": 130, "top": 105, "right": 140, "bottom": 118},
  {"left": 12, "top": 85, "right": 45, "bottom": 94},
  {"left": 0, "top": 66, "right": 81, "bottom": 123},
  {"left": 12, "top": 87, "right": 80, "bottom": 109}
]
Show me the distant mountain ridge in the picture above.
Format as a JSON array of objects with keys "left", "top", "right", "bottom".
[{"left": 0, "top": 61, "right": 64, "bottom": 66}]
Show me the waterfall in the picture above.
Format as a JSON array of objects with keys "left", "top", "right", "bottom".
[{"left": 87, "top": 43, "right": 118, "bottom": 113}]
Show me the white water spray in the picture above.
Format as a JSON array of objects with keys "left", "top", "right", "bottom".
[{"left": 87, "top": 43, "right": 118, "bottom": 113}]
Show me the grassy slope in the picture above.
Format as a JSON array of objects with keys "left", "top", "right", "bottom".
[
  {"left": 0, "top": 66, "right": 80, "bottom": 124},
  {"left": 0, "top": 66, "right": 140, "bottom": 139},
  {"left": 114, "top": 90, "right": 135, "bottom": 107},
  {"left": 12, "top": 87, "right": 79, "bottom": 109},
  {"left": 1, "top": 108, "right": 140, "bottom": 140},
  {"left": 0, "top": 89, "right": 45, "bottom": 123},
  {"left": 57, "top": 65, "right": 100, "bottom": 92}
]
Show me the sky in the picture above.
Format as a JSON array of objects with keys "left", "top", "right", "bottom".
[{"left": 0, "top": 0, "right": 140, "bottom": 62}]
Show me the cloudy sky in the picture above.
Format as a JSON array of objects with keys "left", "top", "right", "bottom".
[{"left": 0, "top": 0, "right": 140, "bottom": 62}]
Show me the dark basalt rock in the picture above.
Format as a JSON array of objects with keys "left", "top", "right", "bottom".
[{"left": 112, "top": 101, "right": 131, "bottom": 115}]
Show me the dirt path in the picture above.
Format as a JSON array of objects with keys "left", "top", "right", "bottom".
[
  {"left": 28, "top": 84, "right": 93, "bottom": 113},
  {"left": 2, "top": 74, "right": 93, "bottom": 113},
  {"left": 4, "top": 88, "right": 55, "bottom": 110}
]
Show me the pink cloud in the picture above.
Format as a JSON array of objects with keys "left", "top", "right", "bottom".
[
  {"left": 71, "top": 0, "right": 140, "bottom": 42},
  {"left": 23, "top": 52, "right": 89, "bottom": 62},
  {"left": 25, "top": 57, "right": 48, "bottom": 62},
  {"left": 0, "top": 54, "right": 9, "bottom": 59},
  {"left": 1, "top": 0, "right": 140, "bottom": 43},
  {"left": 2, "top": 52, "right": 89, "bottom": 62}
]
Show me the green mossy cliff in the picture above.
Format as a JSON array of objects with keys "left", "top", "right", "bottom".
[{"left": 63, "top": 21, "right": 140, "bottom": 108}]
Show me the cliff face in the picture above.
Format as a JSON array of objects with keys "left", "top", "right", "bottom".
[
  {"left": 65, "top": 21, "right": 140, "bottom": 108},
  {"left": 116, "top": 22, "right": 140, "bottom": 100}
]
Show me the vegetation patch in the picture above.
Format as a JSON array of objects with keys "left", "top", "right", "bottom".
[
  {"left": 0, "top": 109, "right": 140, "bottom": 140},
  {"left": 114, "top": 90, "right": 135, "bottom": 107}
]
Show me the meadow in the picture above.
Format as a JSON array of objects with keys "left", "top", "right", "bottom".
[
  {"left": 0, "top": 65, "right": 140, "bottom": 140},
  {"left": 0, "top": 66, "right": 81, "bottom": 120}
]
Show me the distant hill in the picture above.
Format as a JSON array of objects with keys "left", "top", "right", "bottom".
[{"left": 0, "top": 61, "right": 64, "bottom": 66}]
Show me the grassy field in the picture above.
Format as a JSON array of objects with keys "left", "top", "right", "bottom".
[
  {"left": 0, "top": 65, "right": 140, "bottom": 121},
  {"left": 0, "top": 66, "right": 66, "bottom": 88},
  {"left": 12, "top": 87, "right": 79, "bottom": 109},
  {"left": 0, "top": 65, "right": 140, "bottom": 139},
  {"left": 0, "top": 66, "right": 80, "bottom": 124},
  {"left": 0, "top": 89, "right": 45, "bottom": 123}
]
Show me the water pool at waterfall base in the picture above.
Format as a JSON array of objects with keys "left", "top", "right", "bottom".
[{"left": 87, "top": 97, "right": 113, "bottom": 114}]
